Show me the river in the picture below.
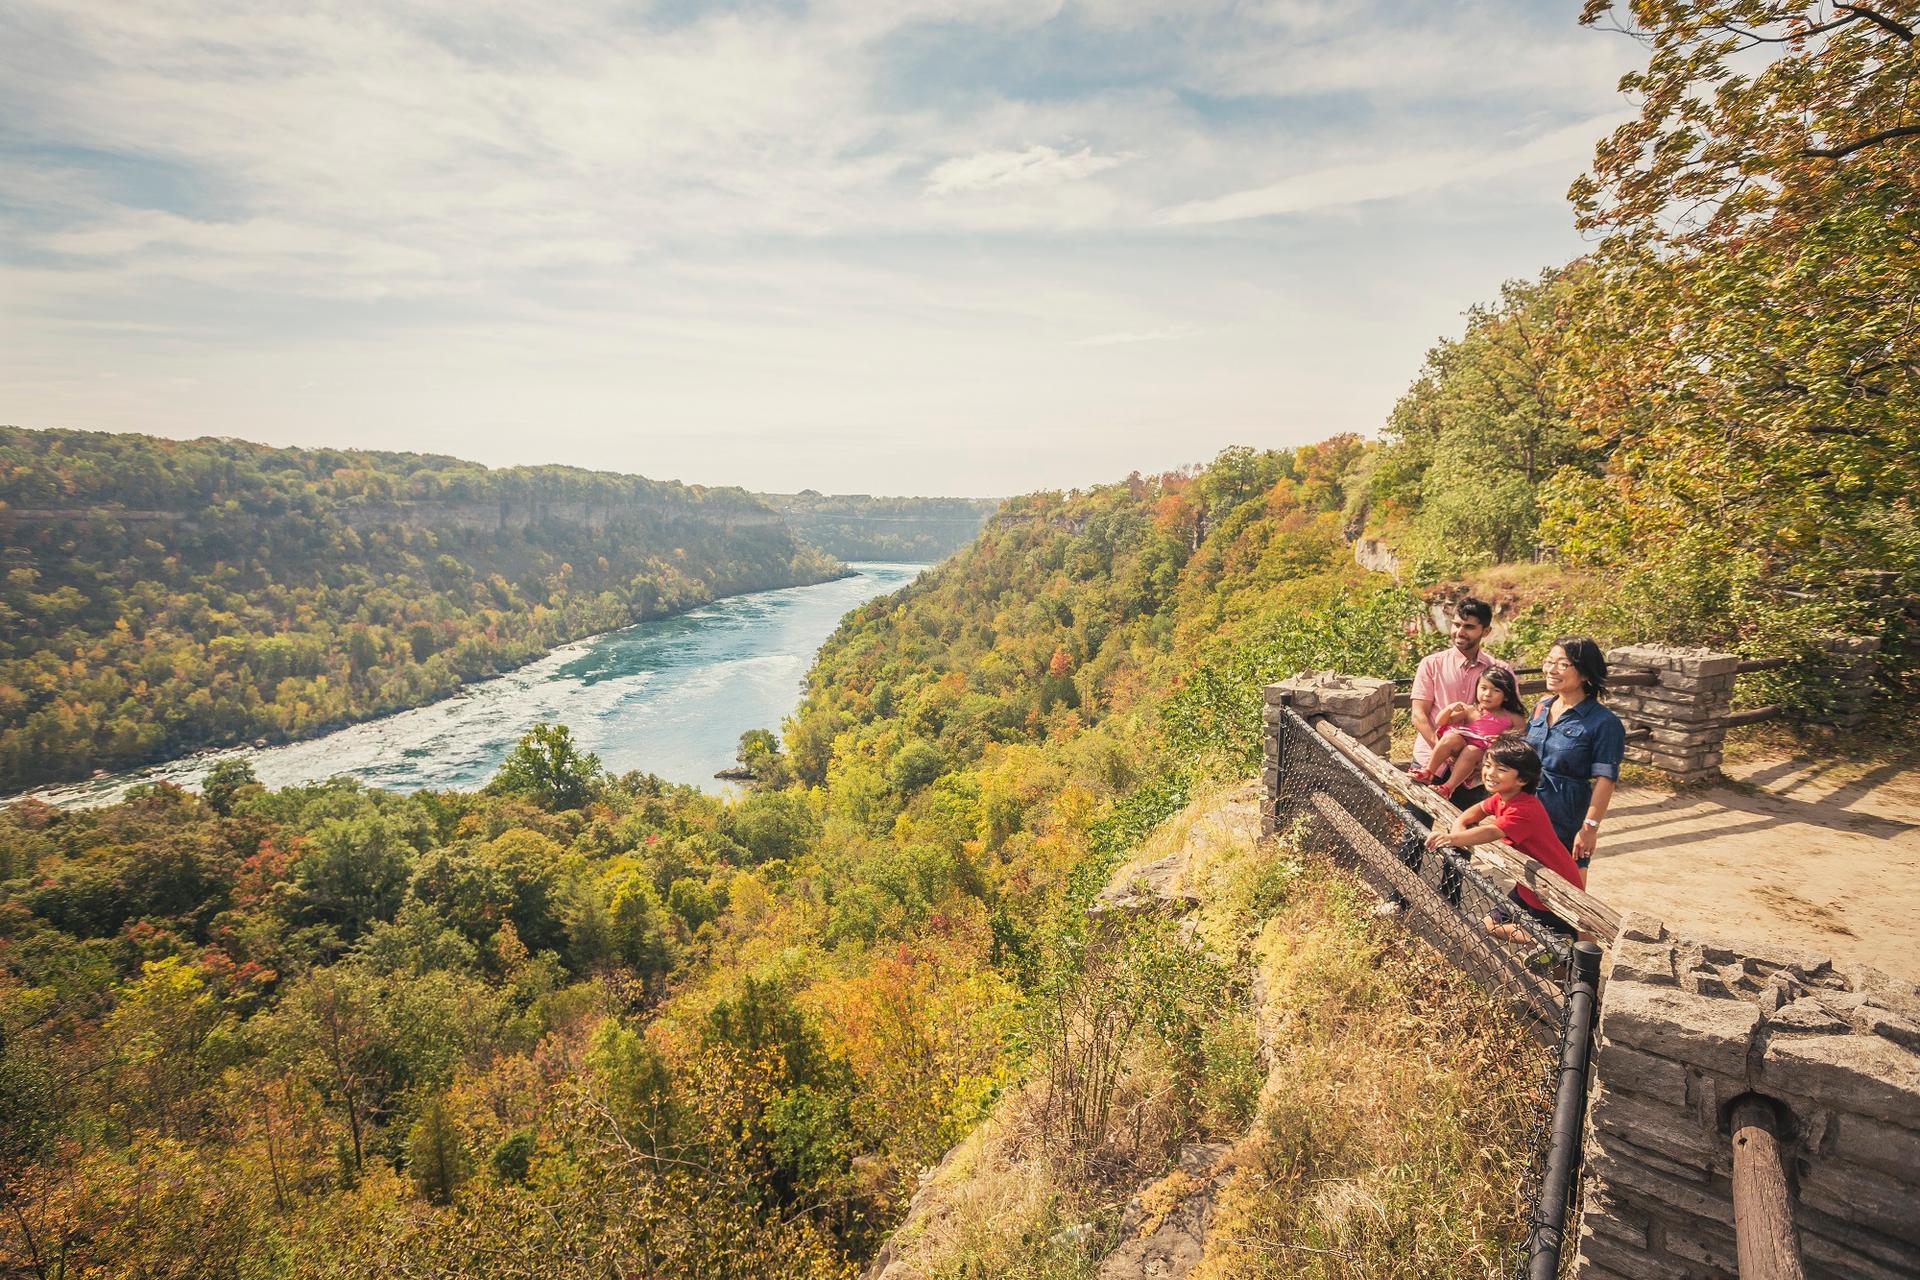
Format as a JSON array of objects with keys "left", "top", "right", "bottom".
[{"left": 21, "top": 562, "right": 927, "bottom": 809}]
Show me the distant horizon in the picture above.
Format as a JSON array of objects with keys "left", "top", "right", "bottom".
[{"left": 1, "top": 1, "right": 1639, "bottom": 495}]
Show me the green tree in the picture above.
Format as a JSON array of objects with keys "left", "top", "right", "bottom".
[
  {"left": 289, "top": 813, "right": 413, "bottom": 944},
  {"left": 490, "top": 723, "right": 604, "bottom": 811},
  {"left": 1373, "top": 269, "right": 1591, "bottom": 571},
  {"left": 1547, "top": 2, "right": 1920, "bottom": 660},
  {"left": 200, "top": 758, "right": 259, "bottom": 817},
  {"left": 405, "top": 1093, "right": 472, "bottom": 1204}
]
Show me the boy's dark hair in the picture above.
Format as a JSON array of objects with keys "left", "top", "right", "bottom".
[
  {"left": 1555, "top": 635, "right": 1609, "bottom": 699},
  {"left": 1481, "top": 666, "right": 1527, "bottom": 718},
  {"left": 1487, "top": 733, "right": 1542, "bottom": 792},
  {"left": 1455, "top": 597, "right": 1493, "bottom": 627}
]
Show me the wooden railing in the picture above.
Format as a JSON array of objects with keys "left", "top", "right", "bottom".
[{"left": 1311, "top": 718, "right": 1622, "bottom": 942}]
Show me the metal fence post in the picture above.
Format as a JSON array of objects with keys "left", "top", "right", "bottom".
[{"left": 1528, "top": 940, "right": 1602, "bottom": 1280}]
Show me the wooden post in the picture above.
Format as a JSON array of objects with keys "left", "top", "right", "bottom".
[{"left": 1730, "top": 1096, "right": 1807, "bottom": 1280}]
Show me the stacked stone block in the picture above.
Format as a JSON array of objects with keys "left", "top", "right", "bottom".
[
  {"left": 1574, "top": 914, "right": 1920, "bottom": 1280},
  {"left": 1260, "top": 673, "right": 1394, "bottom": 836},
  {"left": 1604, "top": 644, "right": 1740, "bottom": 784},
  {"left": 1810, "top": 635, "right": 1880, "bottom": 730}
]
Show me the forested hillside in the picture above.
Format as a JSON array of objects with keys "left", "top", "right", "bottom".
[
  {"left": 1360, "top": 1, "right": 1918, "bottom": 709},
  {"left": 0, "top": 442, "right": 1430, "bottom": 1278},
  {"left": 755, "top": 492, "right": 997, "bottom": 563},
  {"left": 0, "top": 429, "right": 841, "bottom": 791}
]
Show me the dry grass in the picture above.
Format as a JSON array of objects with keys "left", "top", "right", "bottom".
[
  {"left": 865, "top": 788, "right": 1544, "bottom": 1280},
  {"left": 1191, "top": 861, "right": 1542, "bottom": 1280},
  {"left": 869, "top": 1082, "right": 1108, "bottom": 1280}
]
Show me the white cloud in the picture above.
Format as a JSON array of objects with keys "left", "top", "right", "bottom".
[
  {"left": 1157, "top": 115, "right": 1626, "bottom": 225},
  {"left": 926, "top": 144, "right": 1127, "bottom": 196},
  {"left": 1070, "top": 324, "right": 1200, "bottom": 347}
]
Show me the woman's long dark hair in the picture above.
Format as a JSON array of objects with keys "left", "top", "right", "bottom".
[
  {"left": 1553, "top": 636, "right": 1609, "bottom": 699},
  {"left": 1481, "top": 666, "right": 1527, "bottom": 718}
]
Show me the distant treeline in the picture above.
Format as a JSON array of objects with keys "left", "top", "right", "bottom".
[
  {"left": 757, "top": 491, "right": 997, "bottom": 562},
  {"left": 0, "top": 428, "right": 841, "bottom": 791}
]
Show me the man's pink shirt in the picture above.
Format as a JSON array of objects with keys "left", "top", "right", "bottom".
[{"left": 1408, "top": 646, "right": 1515, "bottom": 767}]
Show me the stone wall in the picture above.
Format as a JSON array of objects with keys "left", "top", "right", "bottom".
[
  {"left": 1605, "top": 644, "right": 1740, "bottom": 785},
  {"left": 1574, "top": 914, "right": 1920, "bottom": 1279}
]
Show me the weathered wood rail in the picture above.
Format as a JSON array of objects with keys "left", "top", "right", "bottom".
[
  {"left": 1731, "top": 1095, "right": 1808, "bottom": 1280},
  {"left": 1312, "top": 718, "right": 1622, "bottom": 942}
]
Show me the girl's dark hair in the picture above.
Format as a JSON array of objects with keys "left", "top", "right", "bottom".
[
  {"left": 1553, "top": 636, "right": 1609, "bottom": 699},
  {"left": 1480, "top": 666, "right": 1526, "bottom": 719},
  {"left": 1487, "top": 733, "right": 1542, "bottom": 792}
]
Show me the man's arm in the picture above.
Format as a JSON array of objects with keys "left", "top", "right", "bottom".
[
  {"left": 1410, "top": 697, "right": 1439, "bottom": 749},
  {"left": 1408, "top": 655, "right": 1439, "bottom": 750}
]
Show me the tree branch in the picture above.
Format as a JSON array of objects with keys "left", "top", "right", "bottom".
[
  {"left": 1804, "top": 122, "right": 1920, "bottom": 159},
  {"left": 1836, "top": 4, "right": 1914, "bottom": 42},
  {"left": 1721, "top": 13, "right": 1861, "bottom": 45}
]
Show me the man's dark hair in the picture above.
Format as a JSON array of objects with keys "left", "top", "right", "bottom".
[
  {"left": 1487, "top": 733, "right": 1542, "bottom": 792},
  {"left": 1455, "top": 597, "right": 1493, "bottom": 628},
  {"left": 1555, "top": 636, "right": 1609, "bottom": 699}
]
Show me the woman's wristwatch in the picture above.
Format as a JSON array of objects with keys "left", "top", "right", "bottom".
[{"left": 1582, "top": 817, "right": 1601, "bottom": 830}]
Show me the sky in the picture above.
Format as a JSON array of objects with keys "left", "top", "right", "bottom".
[{"left": 0, "top": 0, "right": 1642, "bottom": 497}]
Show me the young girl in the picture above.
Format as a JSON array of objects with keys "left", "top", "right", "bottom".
[
  {"left": 1409, "top": 666, "right": 1527, "bottom": 798},
  {"left": 1424, "top": 735, "right": 1585, "bottom": 943}
]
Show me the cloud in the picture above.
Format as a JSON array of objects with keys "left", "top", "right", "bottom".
[
  {"left": 1070, "top": 323, "right": 1199, "bottom": 347},
  {"left": 0, "top": 0, "right": 1648, "bottom": 494},
  {"left": 926, "top": 144, "right": 1126, "bottom": 196},
  {"left": 1156, "top": 115, "right": 1626, "bottom": 225}
]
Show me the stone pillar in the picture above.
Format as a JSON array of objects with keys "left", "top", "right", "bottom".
[
  {"left": 1267, "top": 671, "right": 1393, "bottom": 756},
  {"left": 1604, "top": 644, "right": 1740, "bottom": 784},
  {"left": 1810, "top": 635, "right": 1880, "bottom": 730},
  {"left": 1573, "top": 914, "right": 1920, "bottom": 1280},
  {"left": 1260, "top": 672, "right": 1395, "bottom": 837}
]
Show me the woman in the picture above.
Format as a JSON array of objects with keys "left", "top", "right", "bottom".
[{"left": 1526, "top": 637, "right": 1625, "bottom": 866}]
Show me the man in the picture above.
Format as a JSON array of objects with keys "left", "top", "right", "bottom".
[{"left": 1409, "top": 597, "right": 1513, "bottom": 777}]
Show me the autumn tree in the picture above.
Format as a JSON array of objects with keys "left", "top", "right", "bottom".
[
  {"left": 1547, "top": 2, "right": 1920, "bottom": 646},
  {"left": 1373, "top": 269, "right": 1594, "bottom": 571}
]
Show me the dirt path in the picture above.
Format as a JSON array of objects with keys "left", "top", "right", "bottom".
[{"left": 1589, "top": 756, "right": 1920, "bottom": 982}]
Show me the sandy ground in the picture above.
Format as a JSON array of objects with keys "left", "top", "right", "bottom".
[{"left": 1589, "top": 756, "right": 1920, "bottom": 982}]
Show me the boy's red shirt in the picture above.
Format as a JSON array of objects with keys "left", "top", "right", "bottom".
[{"left": 1485, "top": 790, "right": 1584, "bottom": 911}]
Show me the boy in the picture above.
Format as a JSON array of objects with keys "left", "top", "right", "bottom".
[{"left": 1424, "top": 733, "right": 1583, "bottom": 942}]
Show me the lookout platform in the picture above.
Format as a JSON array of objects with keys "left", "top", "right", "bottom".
[{"left": 1590, "top": 755, "right": 1920, "bottom": 984}]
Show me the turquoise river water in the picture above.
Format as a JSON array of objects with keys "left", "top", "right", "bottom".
[{"left": 24, "top": 562, "right": 926, "bottom": 808}]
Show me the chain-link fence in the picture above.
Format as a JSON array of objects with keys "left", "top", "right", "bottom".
[{"left": 1265, "top": 703, "right": 1601, "bottom": 1280}]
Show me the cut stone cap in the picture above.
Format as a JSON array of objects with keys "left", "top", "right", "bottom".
[
  {"left": 1604, "top": 645, "right": 1741, "bottom": 678},
  {"left": 1603, "top": 913, "right": 1920, "bottom": 1129}
]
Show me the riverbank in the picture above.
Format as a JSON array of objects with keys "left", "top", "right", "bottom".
[{"left": 10, "top": 564, "right": 921, "bottom": 809}]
